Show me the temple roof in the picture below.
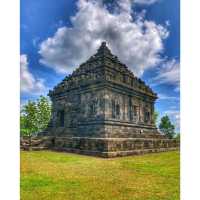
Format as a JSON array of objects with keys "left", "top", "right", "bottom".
[
  {"left": 72, "top": 42, "right": 134, "bottom": 77},
  {"left": 96, "top": 41, "right": 113, "bottom": 57},
  {"left": 49, "top": 42, "right": 157, "bottom": 98}
]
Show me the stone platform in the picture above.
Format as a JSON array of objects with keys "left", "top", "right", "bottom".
[{"left": 21, "top": 136, "right": 179, "bottom": 158}]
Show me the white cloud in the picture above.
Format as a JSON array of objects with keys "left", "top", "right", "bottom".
[
  {"left": 134, "top": 0, "right": 159, "bottom": 5},
  {"left": 150, "top": 59, "right": 180, "bottom": 90},
  {"left": 20, "top": 54, "right": 46, "bottom": 94},
  {"left": 158, "top": 93, "right": 179, "bottom": 101},
  {"left": 39, "top": 0, "right": 169, "bottom": 76}
]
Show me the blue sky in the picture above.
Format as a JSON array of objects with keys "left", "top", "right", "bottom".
[{"left": 20, "top": 0, "right": 180, "bottom": 132}]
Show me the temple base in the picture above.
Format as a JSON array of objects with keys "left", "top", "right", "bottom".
[{"left": 20, "top": 136, "right": 179, "bottom": 158}]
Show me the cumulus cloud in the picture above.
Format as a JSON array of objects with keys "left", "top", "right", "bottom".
[
  {"left": 150, "top": 59, "right": 180, "bottom": 90},
  {"left": 20, "top": 54, "right": 46, "bottom": 94},
  {"left": 39, "top": 0, "right": 169, "bottom": 76},
  {"left": 134, "top": 0, "right": 159, "bottom": 5},
  {"left": 158, "top": 93, "right": 179, "bottom": 101}
]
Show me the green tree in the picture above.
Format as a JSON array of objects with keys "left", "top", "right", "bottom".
[
  {"left": 159, "top": 115, "right": 175, "bottom": 139},
  {"left": 20, "top": 96, "right": 51, "bottom": 137},
  {"left": 37, "top": 96, "right": 52, "bottom": 131},
  {"left": 20, "top": 101, "right": 38, "bottom": 148},
  {"left": 20, "top": 101, "right": 38, "bottom": 136},
  {"left": 20, "top": 115, "right": 29, "bottom": 136}
]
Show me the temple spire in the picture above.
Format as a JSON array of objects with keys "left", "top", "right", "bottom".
[{"left": 96, "top": 41, "right": 113, "bottom": 57}]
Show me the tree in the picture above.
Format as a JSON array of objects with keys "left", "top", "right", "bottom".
[
  {"left": 20, "top": 101, "right": 38, "bottom": 148},
  {"left": 20, "top": 101, "right": 38, "bottom": 137},
  {"left": 20, "top": 115, "right": 30, "bottom": 137},
  {"left": 37, "top": 96, "right": 52, "bottom": 131},
  {"left": 20, "top": 96, "right": 51, "bottom": 138},
  {"left": 159, "top": 115, "right": 175, "bottom": 139}
]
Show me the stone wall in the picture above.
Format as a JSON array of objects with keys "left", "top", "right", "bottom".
[
  {"left": 104, "top": 124, "right": 160, "bottom": 138},
  {"left": 42, "top": 136, "right": 179, "bottom": 158},
  {"left": 104, "top": 88, "right": 154, "bottom": 125},
  {"left": 21, "top": 136, "right": 179, "bottom": 157},
  {"left": 47, "top": 86, "right": 157, "bottom": 138}
]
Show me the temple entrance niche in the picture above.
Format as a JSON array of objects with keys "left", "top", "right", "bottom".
[
  {"left": 129, "top": 97, "right": 133, "bottom": 121},
  {"left": 111, "top": 97, "right": 122, "bottom": 120},
  {"left": 143, "top": 103, "right": 152, "bottom": 124},
  {"left": 57, "top": 110, "right": 65, "bottom": 127},
  {"left": 129, "top": 97, "right": 140, "bottom": 123},
  {"left": 133, "top": 105, "right": 139, "bottom": 123},
  {"left": 89, "top": 99, "right": 98, "bottom": 117}
]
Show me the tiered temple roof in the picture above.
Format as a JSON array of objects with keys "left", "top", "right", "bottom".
[{"left": 49, "top": 42, "right": 157, "bottom": 98}]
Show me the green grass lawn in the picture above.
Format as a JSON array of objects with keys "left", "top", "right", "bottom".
[{"left": 20, "top": 151, "right": 180, "bottom": 200}]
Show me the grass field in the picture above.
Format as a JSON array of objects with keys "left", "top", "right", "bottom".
[{"left": 20, "top": 151, "right": 180, "bottom": 200}]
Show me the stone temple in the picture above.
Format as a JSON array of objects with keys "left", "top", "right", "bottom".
[{"left": 31, "top": 42, "right": 179, "bottom": 157}]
